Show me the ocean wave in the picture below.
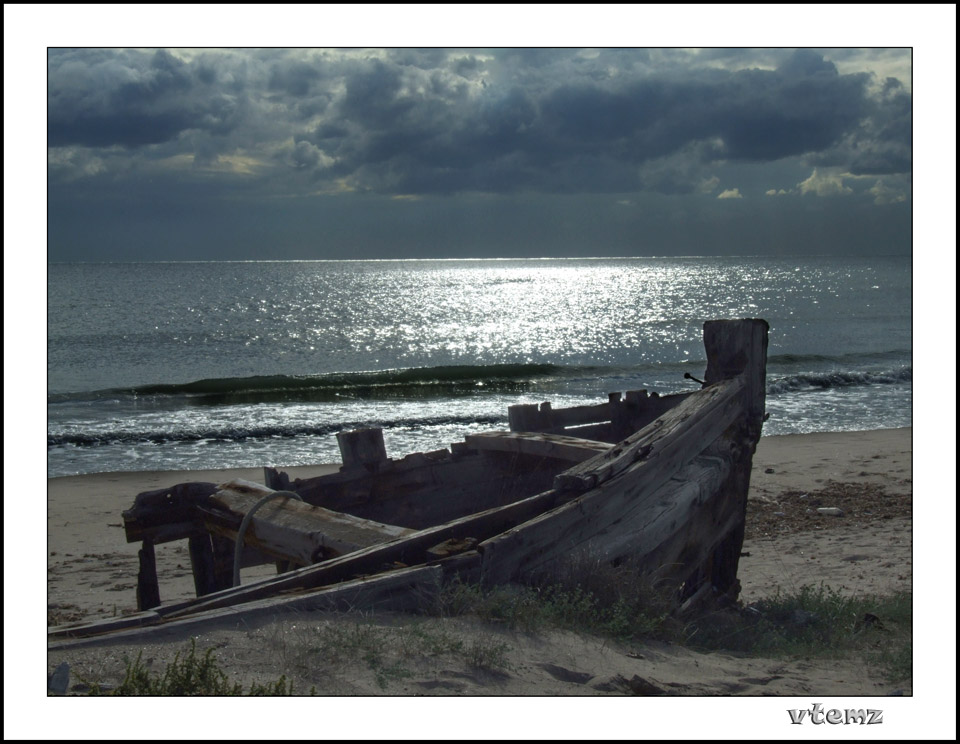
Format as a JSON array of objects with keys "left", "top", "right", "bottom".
[
  {"left": 47, "top": 364, "right": 565, "bottom": 406},
  {"left": 47, "top": 413, "right": 507, "bottom": 448},
  {"left": 767, "top": 366, "right": 912, "bottom": 394},
  {"left": 767, "top": 350, "right": 911, "bottom": 366},
  {"left": 46, "top": 361, "right": 686, "bottom": 407}
]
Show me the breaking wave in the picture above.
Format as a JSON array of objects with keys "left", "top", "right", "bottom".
[{"left": 767, "top": 366, "right": 912, "bottom": 394}]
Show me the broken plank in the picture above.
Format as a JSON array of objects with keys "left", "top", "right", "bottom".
[
  {"left": 48, "top": 566, "right": 442, "bottom": 650},
  {"left": 204, "top": 479, "right": 416, "bottom": 566},
  {"left": 465, "top": 430, "right": 613, "bottom": 463}
]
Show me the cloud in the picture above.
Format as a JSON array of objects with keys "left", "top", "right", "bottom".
[
  {"left": 868, "top": 179, "right": 908, "bottom": 205},
  {"left": 797, "top": 168, "right": 853, "bottom": 197},
  {"left": 47, "top": 48, "right": 911, "bottom": 201},
  {"left": 717, "top": 188, "right": 743, "bottom": 199}
]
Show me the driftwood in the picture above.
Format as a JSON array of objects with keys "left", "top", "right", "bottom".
[
  {"left": 49, "top": 565, "right": 443, "bottom": 649},
  {"left": 201, "top": 479, "right": 416, "bottom": 566},
  {"left": 53, "top": 318, "right": 770, "bottom": 643}
]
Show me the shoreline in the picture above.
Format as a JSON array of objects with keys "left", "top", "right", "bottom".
[{"left": 46, "top": 426, "right": 912, "bottom": 483}]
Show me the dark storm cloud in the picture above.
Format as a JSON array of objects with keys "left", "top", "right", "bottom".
[
  {"left": 292, "top": 48, "right": 907, "bottom": 195},
  {"left": 48, "top": 48, "right": 248, "bottom": 148},
  {"left": 808, "top": 76, "right": 912, "bottom": 175},
  {"left": 48, "top": 48, "right": 912, "bottom": 197}
]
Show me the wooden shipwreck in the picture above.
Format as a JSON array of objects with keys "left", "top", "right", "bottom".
[{"left": 49, "top": 319, "right": 769, "bottom": 646}]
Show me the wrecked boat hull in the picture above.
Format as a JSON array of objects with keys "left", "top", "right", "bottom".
[{"left": 50, "top": 319, "right": 768, "bottom": 646}]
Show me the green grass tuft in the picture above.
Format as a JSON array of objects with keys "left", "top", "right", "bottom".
[{"left": 86, "top": 639, "right": 306, "bottom": 696}]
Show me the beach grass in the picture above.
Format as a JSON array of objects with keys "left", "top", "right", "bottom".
[
  {"left": 434, "top": 562, "right": 913, "bottom": 685},
  {"left": 74, "top": 577, "right": 910, "bottom": 695},
  {"left": 82, "top": 639, "right": 306, "bottom": 696}
]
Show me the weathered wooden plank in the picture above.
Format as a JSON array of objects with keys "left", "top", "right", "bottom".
[
  {"left": 203, "top": 479, "right": 416, "bottom": 566},
  {"left": 210, "top": 534, "right": 235, "bottom": 592},
  {"left": 567, "top": 454, "right": 732, "bottom": 566},
  {"left": 153, "top": 484, "right": 564, "bottom": 621},
  {"left": 432, "top": 549, "right": 482, "bottom": 585},
  {"left": 275, "top": 451, "right": 561, "bottom": 531},
  {"left": 545, "top": 401, "right": 614, "bottom": 428},
  {"left": 48, "top": 566, "right": 443, "bottom": 649},
  {"left": 479, "top": 452, "right": 734, "bottom": 587},
  {"left": 122, "top": 482, "right": 218, "bottom": 543},
  {"left": 553, "top": 376, "right": 745, "bottom": 492},
  {"left": 48, "top": 610, "right": 162, "bottom": 641},
  {"left": 465, "top": 431, "right": 613, "bottom": 463},
  {"left": 555, "top": 422, "right": 614, "bottom": 442}
]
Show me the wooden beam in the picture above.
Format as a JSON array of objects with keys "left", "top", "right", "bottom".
[
  {"left": 122, "top": 482, "right": 218, "bottom": 544},
  {"left": 553, "top": 376, "right": 745, "bottom": 493},
  {"left": 465, "top": 431, "right": 613, "bottom": 463},
  {"left": 203, "top": 479, "right": 416, "bottom": 567}
]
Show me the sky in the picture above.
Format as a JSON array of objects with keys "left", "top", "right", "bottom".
[{"left": 44, "top": 43, "right": 918, "bottom": 260}]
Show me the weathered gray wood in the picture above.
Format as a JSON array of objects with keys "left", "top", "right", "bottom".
[
  {"left": 557, "top": 422, "right": 614, "bottom": 442},
  {"left": 553, "top": 376, "right": 745, "bottom": 492},
  {"left": 188, "top": 535, "right": 218, "bottom": 597},
  {"left": 90, "top": 317, "right": 769, "bottom": 640},
  {"left": 122, "top": 482, "right": 218, "bottom": 544},
  {"left": 432, "top": 549, "right": 482, "bottom": 585},
  {"left": 48, "top": 610, "right": 162, "bottom": 642},
  {"left": 479, "top": 452, "right": 733, "bottom": 587},
  {"left": 465, "top": 431, "right": 613, "bottom": 463},
  {"left": 48, "top": 566, "right": 442, "bottom": 649},
  {"left": 507, "top": 403, "right": 543, "bottom": 431},
  {"left": 337, "top": 427, "right": 388, "bottom": 468},
  {"left": 136, "top": 540, "right": 161, "bottom": 611},
  {"left": 153, "top": 484, "right": 564, "bottom": 621},
  {"left": 275, "top": 448, "right": 561, "bottom": 531},
  {"left": 202, "top": 479, "right": 416, "bottom": 566},
  {"left": 546, "top": 401, "right": 613, "bottom": 428},
  {"left": 263, "top": 466, "right": 291, "bottom": 490},
  {"left": 210, "top": 534, "right": 235, "bottom": 592},
  {"left": 567, "top": 455, "right": 732, "bottom": 566},
  {"left": 506, "top": 391, "right": 695, "bottom": 443},
  {"left": 703, "top": 318, "right": 769, "bottom": 440}
]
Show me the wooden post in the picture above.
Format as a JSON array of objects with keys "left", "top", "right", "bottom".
[
  {"left": 136, "top": 540, "right": 161, "bottom": 610},
  {"left": 210, "top": 535, "right": 235, "bottom": 592},
  {"left": 188, "top": 535, "right": 217, "bottom": 597},
  {"left": 701, "top": 318, "right": 770, "bottom": 599},
  {"left": 703, "top": 319, "right": 769, "bottom": 441},
  {"left": 337, "top": 428, "right": 388, "bottom": 469},
  {"left": 508, "top": 403, "right": 541, "bottom": 432}
]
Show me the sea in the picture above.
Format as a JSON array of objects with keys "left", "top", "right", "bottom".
[{"left": 47, "top": 256, "right": 912, "bottom": 478}]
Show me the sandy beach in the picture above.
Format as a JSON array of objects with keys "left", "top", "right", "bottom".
[
  {"left": 20, "top": 425, "right": 953, "bottom": 737},
  {"left": 41, "top": 427, "right": 918, "bottom": 706},
  {"left": 45, "top": 428, "right": 912, "bottom": 658}
]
